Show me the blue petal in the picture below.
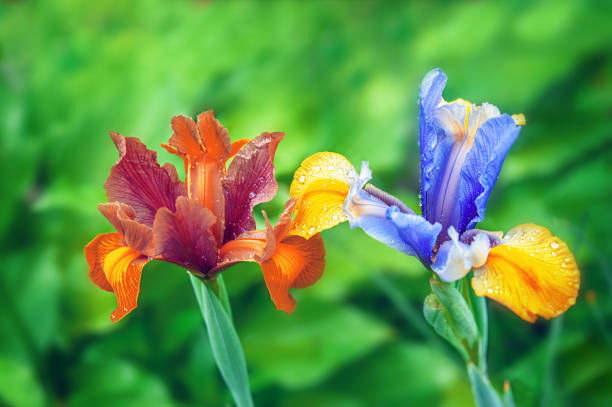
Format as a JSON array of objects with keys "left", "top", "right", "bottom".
[
  {"left": 457, "top": 114, "right": 521, "bottom": 232},
  {"left": 344, "top": 162, "right": 440, "bottom": 265},
  {"left": 419, "top": 69, "right": 448, "bottom": 220},
  {"left": 419, "top": 68, "right": 447, "bottom": 114},
  {"left": 386, "top": 206, "right": 442, "bottom": 265}
]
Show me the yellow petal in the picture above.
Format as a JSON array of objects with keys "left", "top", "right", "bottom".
[
  {"left": 103, "top": 246, "right": 149, "bottom": 322},
  {"left": 472, "top": 224, "right": 580, "bottom": 322},
  {"left": 289, "top": 152, "right": 357, "bottom": 239}
]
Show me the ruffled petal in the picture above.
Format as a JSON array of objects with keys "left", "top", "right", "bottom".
[
  {"left": 197, "top": 110, "right": 231, "bottom": 161},
  {"left": 289, "top": 152, "right": 358, "bottom": 239},
  {"left": 103, "top": 246, "right": 149, "bottom": 322},
  {"left": 215, "top": 199, "right": 296, "bottom": 272},
  {"left": 228, "top": 138, "right": 250, "bottom": 160},
  {"left": 85, "top": 232, "right": 123, "bottom": 292},
  {"left": 431, "top": 227, "right": 490, "bottom": 282},
  {"left": 223, "top": 132, "right": 285, "bottom": 242},
  {"left": 471, "top": 224, "right": 580, "bottom": 322},
  {"left": 165, "top": 114, "right": 203, "bottom": 160},
  {"left": 457, "top": 114, "right": 522, "bottom": 232},
  {"left": 153, "top": 196, "right": 219, "bottom": 274},
  {"left": 104, "top": 132, "right": 185, "bottom": 227},
  {"left": 259, "top": 234, "right": 325, "bottom": 314},
  {"left": 98, "top": 202, "right": 152, "bottom": 254}
]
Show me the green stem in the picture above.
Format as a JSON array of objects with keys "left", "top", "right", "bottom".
[{"left": 206, "top": 274, "right": 233, "bottom": 321}]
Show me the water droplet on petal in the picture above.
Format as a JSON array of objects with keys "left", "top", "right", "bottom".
[
  {"left": 550, "top": 241, "right": 559, "bottom": 249},
  {"left": 299, "top": 175, "right": 306, "bottom": 183},
  {"left": 248, "top": 191, "right": 256, "bottom": 199}
]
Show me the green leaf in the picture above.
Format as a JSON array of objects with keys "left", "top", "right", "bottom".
[
  {"left": 0, "top": 357, "right": 44, "bottom": 407},
  {"left": 190, "top": 274, "right": 253, "bottom": 407},
  {"left": 424, "top": 279, "right": 479, "bottom": 362},
  {"left": 242, "top": 298, "right": 392, "bottom": 389},
  {"left": 423, "top": 294, "right": 469, "bottom": 361},
  {"left": 503, "top": 381, "right": 516, "bottom": 407},
  {"left": 468, "top": 363, "right": 504, "bottom": 407}
]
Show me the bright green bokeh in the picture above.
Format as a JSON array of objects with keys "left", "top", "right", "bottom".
[{"left": 1, "top": 0, "right": 611, "bottom": 406}]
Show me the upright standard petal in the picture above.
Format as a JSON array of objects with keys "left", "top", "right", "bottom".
[
  {"left": 343, "top": 162, "right": 441, "bottom": 265},
  {"left": 104, "top": 132, "right": 185, "bottom": 227},
  {"left": 289, "top": 152, "right": 358, "bottom": 239},
  {"left": 472, "top": 224, "right": 580, "bottom": 322},
  {"left": 418, "top": 69, "right": 524, "bottom": 239},
  {"left": 84, "top": 233, "right": 149, "bottom": 322},
  {"left": 419, "top": 68, "right": 447, "bottom": 224},
  {"left": 223, "top": 132, "right": 284, "bottom": 242},
  {"left": 457, "top": 114, "right": 521, "bottom": 232},
  {"left": 162, "top": 111, "right": 230, "bottom": 243},
  {"left": 153, "top": 196, "right": 219, "bottom": 274}
]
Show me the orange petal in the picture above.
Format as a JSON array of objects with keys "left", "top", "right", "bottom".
[
  {"left": 472, "top": 224, "right": 580, "bottom": 322},
  {"left": 98, "top": 202, "right": 153, "bottom": 254},
  {"left": 169, "top": 115, "right": 203, "bottom": 158},
  {"left": 289, "top": 152, "right": 358, "bottom": 239},
  {"left": 228, "top": 138, "right": 250, "bottom": 161},
  {"left": 196, "top": 111, "right": 229, "bottom": 242},
  {"left": 197, "top": 110, "right": 230, "bottom": 161},
  {"left": 259, "top": 234, "right": 325, "bottom": 314},
  {"left": 103, "top": 246, "right": 149, "bottom": 322},
  {"left": 85, "top": 233, "right": 123, "bottom": 292}
]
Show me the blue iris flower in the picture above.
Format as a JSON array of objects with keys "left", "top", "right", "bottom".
[{"left": 343, "top": 68, "right": 524, "bottom": 281}]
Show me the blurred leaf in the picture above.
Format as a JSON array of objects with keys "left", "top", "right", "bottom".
[
  {"left": 0, "top": 357, "right": 44, "bottom": 407},
  {"left": 68, "top": 358, "right": 173, "bottom": 407},
  {"left": 242, "top": 298, "right": 393, "bottom": 389}
]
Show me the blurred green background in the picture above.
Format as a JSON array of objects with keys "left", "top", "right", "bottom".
[{"left": 1, "top": 0, "right": 611, "bottom": 406}]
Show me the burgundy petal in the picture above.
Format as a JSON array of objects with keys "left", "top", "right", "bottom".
[
  {"left": 104, "top": 132, "right": 186, "bottom": 227},
  {"left": 223, "top": 132, "right": 284, "bottom": 242},
  {"left": 98, "top": 202, "right": 153, "bottom": 255},
  {"left": 153, "top": 196, "right": 219, "bottom": 273}
]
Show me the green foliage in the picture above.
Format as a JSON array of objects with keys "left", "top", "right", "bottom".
[
  {"left": 1, "top": 0, "right": 611, "bottom": 406},
  {"left": 190, "top": 275, "right": 253, "bottom": 407}
]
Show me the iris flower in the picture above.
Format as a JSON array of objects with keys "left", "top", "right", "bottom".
[
  {"left": 85, "top": 111, "right": 324, "bottom": 321},
  {"left": 289, "top": 69, "right": 579, "bottom": 322}
]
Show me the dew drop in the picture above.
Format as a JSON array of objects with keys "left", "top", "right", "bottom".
[
  {"left": 313, "top": 166, "right": 320, "bottom": 174},
  {"left": 550, "top": 241, "right": 559, "bottom": 250},
  {"left": 299, "top": 175, "right": 306, "bottom": 183},
  {"left": 487, "top": 288, "right": 493, "bottom": 294},
  {"left": 551, "top": 251, "right": 557, "bottom": 257},
  {"left": 248, "top": 191, "right": 256, "bottom": 199},
  {"left": 308, "top": 227, "right": 315, "bottom": 235}
]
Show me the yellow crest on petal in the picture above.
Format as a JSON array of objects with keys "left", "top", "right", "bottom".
[
  {"left": 289, "top": 152, "right": 358, "bottom": 239},
  {"left": 472, "top": 223, "right": 579, "bottom": 322}
]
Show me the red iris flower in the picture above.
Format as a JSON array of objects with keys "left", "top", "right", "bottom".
[{"left": 85, "top": 111, "right": 325, "bottom": 321}]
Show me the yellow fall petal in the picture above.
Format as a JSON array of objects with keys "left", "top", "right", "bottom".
[
  {"left": 289, "top": 152, "right": 358, "bottom": 239},
  {"left": 472, "top": 224, "right": 580, "bottom": 322}
]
